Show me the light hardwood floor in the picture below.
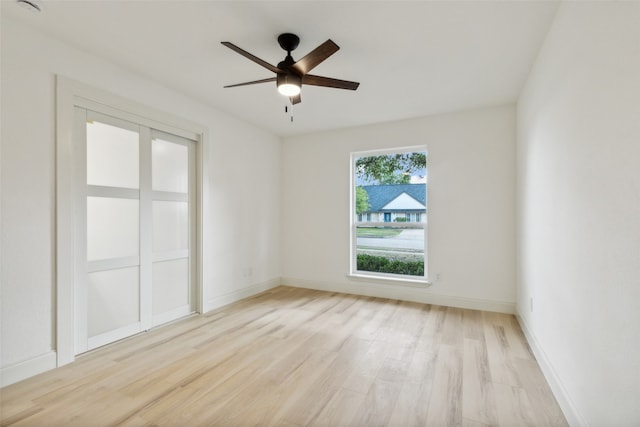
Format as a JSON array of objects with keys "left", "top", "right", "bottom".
[{"left": 1, "top": 286, "right": 567, "bottom": 426}]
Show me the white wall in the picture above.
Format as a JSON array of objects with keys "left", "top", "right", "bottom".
[
  {"left": 517, "top": 2, "right": 640, "bottom": 425},
  {"left": 0, "top": 17, "right": 281, "bottom": 385},
  {"left": 282, "top": 105, "right": 516, "bottom": 312}
]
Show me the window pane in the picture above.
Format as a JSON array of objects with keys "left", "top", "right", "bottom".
[
  {"left": 353, "top": 150, "right": 427, "bottom": 277},
  {"left": 87, "top": 197, "right": 139, "bottom": 261},
  {"left": 152, "top": 138, "right": 188, "bottom": 193},
  {"left": 356, "top": 226, "right": 425, "bottom": 276},
  {"left": 153, "top": 201, "right": 188, "bottom": 253},
  {"left": 87, "top": 120, "right": 139, "bottom": 189}
]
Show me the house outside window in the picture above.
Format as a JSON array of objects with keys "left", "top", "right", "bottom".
[{"left": 351, "top": 147, "right": 427, "bottom": 281}]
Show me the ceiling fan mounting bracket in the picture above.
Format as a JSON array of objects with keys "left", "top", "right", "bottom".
[{"left": 277, "top": 33, "right": 300, "bottom": 53}]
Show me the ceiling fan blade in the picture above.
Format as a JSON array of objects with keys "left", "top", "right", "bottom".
[
  {"left": 221, "top": 42, "right": 281, "bottom": 74},
  {"left": 290, "top": 94, "right": 302, "bottom": 105},
  {"left": 302, "top": 74, "right": 360, "bottom": 90},
  {"left": 291, "top": 40, "right": 339, "bottom": 75},
  {"left": 223, "top": 77, "right": 276, "bottom": 88}
]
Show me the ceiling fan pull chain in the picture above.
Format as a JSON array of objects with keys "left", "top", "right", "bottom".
[
  {"left": 290, "top": 99, "right": 294, "bottom": 122},
  {"left": 284, "top": 102, "right": 294, "bottom": 122},
  {"left": 284, "top": 105, "right": 293, "bottom": 122}
]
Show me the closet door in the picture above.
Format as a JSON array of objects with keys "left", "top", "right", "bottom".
[
  {"left": 77, "top": 109, "right": 144, "bottom": 352},
  {"left": 150, "top": 130, "right": 196, "bottom": 327},
  {"left": 74, "top": 108, "right": 196, "bottom": 354}
]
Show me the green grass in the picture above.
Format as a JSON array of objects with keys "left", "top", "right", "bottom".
[{"left": 356, "top": 228, "right": 402, "bottom": 238}]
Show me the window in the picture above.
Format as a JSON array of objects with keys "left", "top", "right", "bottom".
[{"left": 351, "top": 147, "right": 427, "bottom": 281}]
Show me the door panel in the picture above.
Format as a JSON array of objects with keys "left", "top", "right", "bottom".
[
  {"left": 87, "top": 266, "right": 140, "bottom": 337},
  {"left": 87, "top": 197, "right": 139, "bottom": 261},
  {"left": 82, "top": 112, "right": 143, "bottom": 352},
  {"left": 150, "top": 131, "right": 194, "bottom": 328},
  {"left": 152, "top": 258, "right": 189, "bottom": 315},
  {"left": 152, "top": 138, "right": 189, "bottom": 193},
  {"left": 86, "top": 119, "right": 139, "bottom": 189},
  {"left": 152, "top": 201, "right": 189, "bottom": 253}
]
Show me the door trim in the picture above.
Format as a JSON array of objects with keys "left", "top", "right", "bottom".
[{"left": 56, "top": 76, "right": 206, "bottom": 367}]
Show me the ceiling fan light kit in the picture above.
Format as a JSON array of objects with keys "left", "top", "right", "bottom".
[
  {"left": 277, "top": 73, "right": 301, "bottom": 97},
  {"left": 222, "top": 33, "right": 359, "bottom": 106}
]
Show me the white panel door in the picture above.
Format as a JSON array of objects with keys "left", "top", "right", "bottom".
[
  {"left": 150, "top": 131, "right": 196, "bottom": 327},
  {"left": 75, "top": 108, "right": 196, "bottom": 354}
]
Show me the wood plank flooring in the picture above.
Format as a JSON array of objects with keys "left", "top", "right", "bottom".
[{"left": 0, "top": 286, "right": 567, "bottom": 426}]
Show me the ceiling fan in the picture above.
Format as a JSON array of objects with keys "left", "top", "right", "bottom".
[{"left": 221, "top": 33, "right": 359, "bottom": 105}]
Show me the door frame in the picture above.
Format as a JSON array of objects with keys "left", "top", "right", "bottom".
[{"left": 56, "top": 76, "right": 206, "bottom": 367}]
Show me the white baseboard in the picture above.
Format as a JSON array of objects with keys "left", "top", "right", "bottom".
[
  {"left": 1, "top": 351, "right": 57, "bottom": 387},
  {"left": 281, "top": 276, "right": 516, "bottom": 314},
  {"left": 203, "top": 277, "right": 281, "bottom": 313},
  {"left": 516, "top": 314, "right": 585, "bottom": 427}
]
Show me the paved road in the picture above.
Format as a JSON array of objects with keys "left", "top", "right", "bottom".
[{"left": 357, "top": 229, "right": 424, "bottom": 252}]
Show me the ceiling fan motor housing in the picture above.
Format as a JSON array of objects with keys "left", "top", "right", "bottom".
[
  {"left": 276, "top": 72, "right": 301, "bottom": 88},
  {"left": 277, "top": 56, "right": 296, "bottom": 71}
]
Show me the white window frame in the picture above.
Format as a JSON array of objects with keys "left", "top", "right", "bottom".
[
  {"left": 349, "top": 146, "right": 429, "bottom": 286},
  {"left": 56, "top": 76, "right": 206, "bottom": 366}
]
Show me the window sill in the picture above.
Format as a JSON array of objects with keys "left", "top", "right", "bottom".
[{"left": 347, "top": 273, "right": 432, "bottom": 288}]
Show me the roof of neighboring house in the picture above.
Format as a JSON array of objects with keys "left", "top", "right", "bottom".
[{"left": 361, "top": 184, "right": 426, "bottom": 212}]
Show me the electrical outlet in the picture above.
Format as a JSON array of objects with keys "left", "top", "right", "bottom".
[{"left": 436, "top": 273, "right": 441, "bottom": 281}]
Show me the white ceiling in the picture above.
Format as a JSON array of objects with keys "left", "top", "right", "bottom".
[{"left": 2, "top": 0, "right": 559, "bottom": 137}]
